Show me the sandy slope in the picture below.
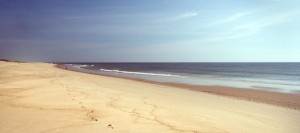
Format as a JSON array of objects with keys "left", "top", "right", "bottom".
[{"left": 0, "top": 61, "right": 300, "bottom": 133}]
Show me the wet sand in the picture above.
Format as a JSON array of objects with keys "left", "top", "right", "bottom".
[{"left": 1, "top": 61, "right": 300, "bottom": 133}]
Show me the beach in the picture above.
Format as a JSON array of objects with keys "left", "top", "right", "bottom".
[{"left": 1, "top": 61, "right": 300, "bottom": 133}]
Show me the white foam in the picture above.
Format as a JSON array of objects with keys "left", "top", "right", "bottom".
[
  {"left": 100, "top": 69, "right": 181, "bottom": 77},
  {"left": 72, "top": 65, "right": 88, "bottom": 68}
]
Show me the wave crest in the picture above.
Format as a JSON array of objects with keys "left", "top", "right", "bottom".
[{"left": 100, "top": 69, "right": 181, "bottom": 77}]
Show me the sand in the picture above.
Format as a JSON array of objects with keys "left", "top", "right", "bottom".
[{"left": 1, "top": 61, "right": 300, "bottom": 133}]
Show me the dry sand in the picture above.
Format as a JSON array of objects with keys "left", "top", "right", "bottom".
[{"left": 1, "top": 61, "right": 300, "bottom": 133}]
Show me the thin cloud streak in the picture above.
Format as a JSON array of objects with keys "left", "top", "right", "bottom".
[
  {"left": 208, "top": 10, "right": 256, "bottom": 27},
  {"left": 223, "top": 10, "right": 300, "bottom": 36},
  {"left": 220, "top": 11, "right": 256, "bottom": 24},
  {"left": 155, "top": 12, "right": 198, "bottom": 23},
  {"left": 132, "top": 10, "right": 300, "bottom": 51}
]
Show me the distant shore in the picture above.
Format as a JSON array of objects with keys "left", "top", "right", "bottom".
[{"left": 1, "top": 61, "right": 300, "bottom": 133}]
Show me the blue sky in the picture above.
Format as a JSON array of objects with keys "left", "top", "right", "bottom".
[{"left": 0, "top": 0, "right": 300, "bottom": 62}]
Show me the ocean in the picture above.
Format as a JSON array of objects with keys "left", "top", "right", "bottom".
[{"left": 62, "top": 63, "right": 300, "bottom": 93}]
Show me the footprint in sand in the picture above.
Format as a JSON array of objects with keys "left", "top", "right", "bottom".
[
  {"left": 107, "top": 124, "right": 113, "bottom": 129},
  {"left": 91, "top": 117, "right": 98, "bottom": 121}
]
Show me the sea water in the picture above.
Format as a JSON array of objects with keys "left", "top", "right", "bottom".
[{"left": 62, "top": 63, "right": 300, "bottom": 93}]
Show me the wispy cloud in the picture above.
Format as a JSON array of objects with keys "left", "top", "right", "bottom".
[
  {"left": 223, "top": 10, "right": 300, "bottom": 35},
  {"left": 209, "top": 10, "right": 256, "bottom": 26},
  {"left": 141, "top": 10, "right": 300, "bottom": 50},
  {"left": 220, "top": 11, "right": 256, "bottom": 23},
  {"left": 172, "top": 12, "right": 198, "bottom": 20},
  {"left": 188, "top": 10, "right": 300, "bottom": 46},
  {"left": 156, "top": 12, "right": 198, "bottom": 23}
]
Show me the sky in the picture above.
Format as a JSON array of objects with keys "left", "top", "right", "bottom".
[{"left": 0, "top": 0, "right": 300, "bottom": 62}]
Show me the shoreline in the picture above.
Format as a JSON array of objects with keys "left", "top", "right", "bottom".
[
  {"left": 2, "top": 61, "right": 300, "bottom": 133},
  {"left": 57, "top": 64, "right": 300, "bottom": 110}
]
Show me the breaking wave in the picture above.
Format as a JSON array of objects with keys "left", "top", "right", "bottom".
[{"left": 99, "top": 69, "right": 181, "bottom": 77}]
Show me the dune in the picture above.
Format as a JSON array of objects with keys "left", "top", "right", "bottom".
[{"left": 1, "top": 61, "right": 300, "bottom": 133}]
